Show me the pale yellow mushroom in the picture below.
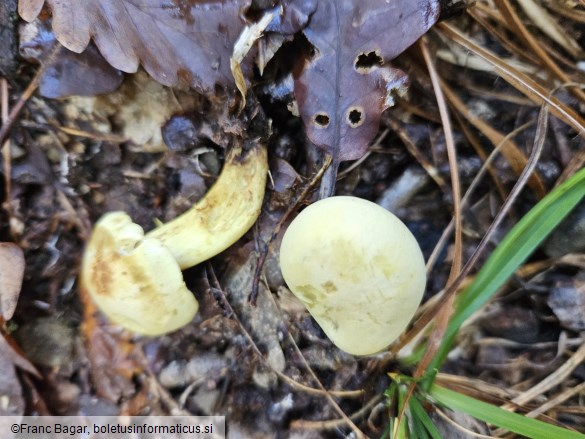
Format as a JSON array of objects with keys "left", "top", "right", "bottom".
[
  {"left": 80, "top": 212, "right": 198, "bottom": 335},
  {"left": 80, "top": 145, "right": 267, "bottom": 335},
  {"left": 279, "top": 196, "right": 426, "bottom": 355}
]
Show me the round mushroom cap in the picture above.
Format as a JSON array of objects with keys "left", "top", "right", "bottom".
[
  {"left": 80, "top": 212, "right": 199, "bottom": 335},
  {"left": 280, "top": 196, "right": 426, "bottom": 355}
]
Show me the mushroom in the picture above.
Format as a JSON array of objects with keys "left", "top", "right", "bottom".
[
  {"left": 80, "top": 212, "right": 199, "bottom": 335},
  {"left": 80, "top": 145, "right": 267, "bottom": 335},
  {"left": 279, "top": 196, "right": 426, "bottom": 355}
]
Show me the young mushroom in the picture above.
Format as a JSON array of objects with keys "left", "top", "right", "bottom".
[
  {"left": 279, "top": 196, "right": 426, "bottom": 355},
  {"left": 80, "top": 145, "right": 267, "bottom": 335}
]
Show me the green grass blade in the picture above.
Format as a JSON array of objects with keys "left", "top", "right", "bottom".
[
  {"left": 429, "top": 384, "right": 585, "bottom": 439},
  {"left": 410, "top": 396, "right": 442, "bottom": 439},
  {"left": 428, "top": 167, "right": 585, "bottom": 373},
  {"left": 409, "top": 411, "right": 426, "bottom": 439}
]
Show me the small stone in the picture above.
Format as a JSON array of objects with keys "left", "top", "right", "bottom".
[
  {"left": 548, "top": 275, "right": 585, "bottom": 331},
  {"left": 15, "top": 316, "right": 74, "bottom": 368},
  {"left": 543, "top": 201, "right": 585, "bottom": 258}
]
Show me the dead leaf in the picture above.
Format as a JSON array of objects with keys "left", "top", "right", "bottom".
[
  {"left": 548, "top": 275, "right": 585, "bottom": 332},
  {"left": 19, "top": 0, "right": 252, "bottom": 94},
  {"left": 0, "top": 335, "right": 40, "bottom": 417},
  {"left": 0, "top": 243, "right": 25, "bottom": 321},
  {"left": 20, "top": 20, "right": 124, "bottom": 98},
  {"left": 231, "top": 7, "right": 277, "bottom": 109},
  {"left": 79, "top": 285, "right": 144, "bottom": 402},
  {"left": 516, "top": 0, "right": 582, "bottom": 58},
  {"left": 40, "top": 46, "right": 124, "bottom": 99},
  {"left": 291, "top": 0, "right": 440, "bottom": 161}
]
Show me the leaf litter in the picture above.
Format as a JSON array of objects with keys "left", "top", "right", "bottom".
[
  {"left": 291, "top": 0, "right": 440, "bottom": 162},
  {"left": 0, "top": 242, "right": 24, "bottom": 320},
  {"left": 4, "top": 0, "right": 585, "bottom": 435},
  {"left": 19, "top": 0, "right": 253, "bottom": 93}
]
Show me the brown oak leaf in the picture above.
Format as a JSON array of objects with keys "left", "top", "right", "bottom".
[
  {"left": 19, "top": 0, "right": 252, "bottom": 94},
  {"left": 292, "top": 0, "right": 440, "bottom": 161}
]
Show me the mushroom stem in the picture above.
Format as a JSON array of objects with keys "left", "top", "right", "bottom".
[
  {"left": 147, "top": 144, "right": 268, "bottom": 269},
  {"left": 80, "top": 144, "right": 268, "bottom": 335}
]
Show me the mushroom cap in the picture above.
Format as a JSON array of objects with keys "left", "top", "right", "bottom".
[
  {"left": 80, "top": 212, "right": 198, "bottom": 335},
  {"left": 280, "top": 196, "right": 426, "bottom": 355}
]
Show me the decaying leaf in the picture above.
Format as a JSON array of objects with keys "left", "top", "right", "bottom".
[
  {"left": 291, "top": 0, "right": 440, "bottom": 161},
  {"left": 19, "top": 0, "right": 252, "bottom": 94},
  {"left": 0, "top": 335, "right": 40, "bottom": 417},
  {"left": 20, "top": 19, "right": 123, "bottom": 98},
  {"left": 231, "top": 7, "right": 277, "bottom": 109},
  {"left": 548, "top": 275, "right": 585, "bottom": 332},
  {"left": 0, "top": 243, "right": 25, "bottom": 321}
]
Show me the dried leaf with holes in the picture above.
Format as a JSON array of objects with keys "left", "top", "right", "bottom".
[
  {"left": 18, "top": 0, "right": 252, "bottom": 94},
  {"left": 292, "top": 0, "right": 440, "bottom": 161},
  {"left": 0, "top": 243, "right": 25, "bottom": 321}
]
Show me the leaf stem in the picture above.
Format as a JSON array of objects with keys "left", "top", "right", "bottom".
[{"left": 318, "top": 155, "right": 338, "bottom": 199}]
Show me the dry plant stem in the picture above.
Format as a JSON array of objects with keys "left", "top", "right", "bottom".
[
  {"left": 414, "top": 37, "right": 463, "bottom": 377},
  {"left": 318, "top": 154, "right": 338, "bottom": 199},
  {"left": 438, "top": 22, "right": 585, "bottom": 137},
  {"left": 206, "top": 265, "right": 366, "bottom": 439},
  {"left": 547, "top": 2, "right": 585, "bottom": 22},
  {"left": 0, "top": 45, "right": 59, "bottom": 233},
  {"left": 434, "top": 407, "right": 495, "bottom": 439},
  {"left": 395, "top": 37, "right": 463, "bottom": 432},
  {"left": 425, "top": 121, "right": 534, "bottom": 274},
  {"left": 525, "top": 381, "right": 585, "bottom": 420},
  {"left": 453, "top": 112, "right": 509, "bottom": 202},
  {"left": 414, "top": 132, "right": 518, "bottom": 332},
  {"left": 1, "top": 79, "right": 10, "bottom": 213},
  {"left": 492, "top": 342, "right": 585, "bottom": 436},
  {"left": 337, "top": 128, "right": 390, "bottom": 178},
  {"left": 149, "top": 375, "right": 191, "bottom": 416},
  {"left": 0, "top": 44, "right": 61, "bottom": 148},
  {"left": 289, "top": 394, "right": 383, "bottom": 431},
  {"left": 516, "top": 0, "right": 582, "bottom": 57},
  {"left": 553, "top": 83, "right": 585, "bottom": 184},
  {"left": 467, "top": 6, "right": 542, "bottom": 72},
  {"left": 557, "top": 146, "right": 585, "bottom": 185},
  {"left": 436, "top": 373, "right": 522, "bottom": 401},
  {"left": 337, "top": 151, "right": 371, "bottom": 178},
  {"left": 249, "top": 155, "right": 332, "bottom": 305},
  {"left": 255, "top": 272, "right": 381, "bottom": 433},
  {"left": 393, "top": 105, "right": 549, "bottom": 358},
  {"left": 503, "top": 342, "right": 585, "bottom": 410},
  {"left": 494, "top": 0, "right": 585, "bottom": 103},
  {"left": 57, "top": 126, "right": 128, "bottom": 143},
  {"left": 386, "top": 117, "right": 448, "bottom": 191},
  {"left": 440, "top": 78, "right": 546, "bottom": 198}
]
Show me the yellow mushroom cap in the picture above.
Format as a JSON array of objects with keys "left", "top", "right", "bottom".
[
  {"left": 280, "top": 196, "right": 426, "bottom": 355},
  {"left": 80, "top": 212, "right": 199, "bottom": 335}
]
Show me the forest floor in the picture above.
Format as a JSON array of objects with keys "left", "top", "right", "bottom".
[{"left": 1, "top": 1, "right": 584, "bottom": 438}]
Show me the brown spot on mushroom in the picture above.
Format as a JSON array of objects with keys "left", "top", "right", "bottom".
[
  {"left": 295, "top": 284, "right": 320, "bottom": 305},
  {"left": 91, "top": 242, "right": 112, "bottom": 297},
  {"left": 321, "top": 281, "right": 338, "bottom": 294}
]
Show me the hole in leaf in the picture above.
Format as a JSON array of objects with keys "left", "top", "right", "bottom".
[
  {"left": 347, "top": 108, "right": 364, "bottom": 127},
  {"left": 354, "top": 51, "right": 383, "bottom": 72},
  {"left": 313, "top": 113, "right": 330, "bottom": 128}
]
